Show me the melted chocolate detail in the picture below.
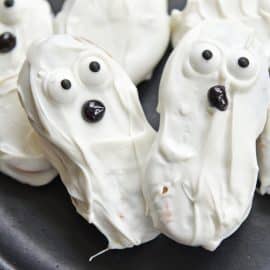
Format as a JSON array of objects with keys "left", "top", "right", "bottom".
[
  {"left": 208, "top": 85, "right": 228, "bottom": 111},
  {"left": 0, "top": 32, "right": 16, "bottom": 53},
  {"left": 82, "top": 100, "right": 106, "bottom": 123}
]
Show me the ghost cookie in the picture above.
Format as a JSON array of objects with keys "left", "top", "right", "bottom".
[
  {"left": 54, "top": 0, "right": 170, "bottom": 85},
  {"left": 143, "top": 21, "right": 270, "bottom": 251},
  {"left": 0, "top": 0, "right": 56, "bottom": 185},
  {"left": 170, "top": 0, "right": 270, "bottom": 195},
  {"left": 18, "top": 35, "right": 159, "bottom": 254}
]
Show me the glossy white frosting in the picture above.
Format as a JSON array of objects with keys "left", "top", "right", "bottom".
[
  {"left": 143, "top": 21, "right": 270, "bottom": 251},
  {"left": 0, "top": 0, "right": 56, "bottom": 185},
  {"left": 18, "top": 35, "right": 159, "bottom": 252},
  {"left": 54, "top": 0, "right": 170, "bottom": 85},
  {"left": 171, "top": 0, "right": 270, "bottom": 196}
]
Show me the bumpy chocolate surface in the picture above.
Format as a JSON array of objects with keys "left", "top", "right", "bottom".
[
  {"left": 208, "top": 85, "right": 228, "bottom": 111},
  {"left": 82, "top": 100, "right": 106, "bottom": 123}
]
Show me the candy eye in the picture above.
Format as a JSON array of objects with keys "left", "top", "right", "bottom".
[
  {"left": 0, "top": 0, "right": 21, "bottom": 24},
  {"left": 202, "top": 50, "right": 213, "bottom": 60},
  {"left": 45, "top": 70, "right": 76, "bottom": 104},
  {"left": 227, "top": 51, "right": 258, "bottom": 81},
  {"left": 78, "top": 56, "right": 112, "bottom": 87},
  {"left": 189, "top": 43, "right": 221, "bottom": 74},
  {"left": 238, "top": 57, "right": 250, "bottom": 68},
  {"left": 60, "top": 79, "right": 72, "bottom": 90},
  {"left": 89, "top": 61, "right": 101, "bottom": 72}
]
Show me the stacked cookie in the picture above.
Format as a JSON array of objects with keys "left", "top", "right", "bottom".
[
  {"left": 2, "top": 0, "right": 270, "bottom": 259},
  {"left": 0, "top": 0, "right": 56, "bottom": 185}
]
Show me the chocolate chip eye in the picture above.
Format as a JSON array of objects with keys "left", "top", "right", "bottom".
[
  {"left": 238, "top": 57, "right": 250, "bottom": 68},
  {"left": 61, "top": 79, "right": 72, "bottom": 90},
  {"left": 89, "top": 61, "right": 101, "bottom": 73},
  {"left": 202, "top": 50, "right": 213, "bottom": 61},
  {"left": 0, "top": 32, "right": 16, "bottom": 53},
  {"left": 4, "top": 0, "right": 14, "bottom": 8}
]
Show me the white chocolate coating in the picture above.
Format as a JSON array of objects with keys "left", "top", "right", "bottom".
[
  {"left": 0, "top": 0, "right": 56, "bottom": 185},
  {"left": 143, "top": 21, "right": 270, "bottom": 251},
  {"left": 170, "top": 0, "right": 270, "bottom": 196},
  {"left": 18, "top": 35, "right": 159, "bottom": 250},
  {"left": 171, "top": 0, "right": 270, "bottom": 54},
  {"left": 54, "top": 0, "right": 170, "bottom": 85}
]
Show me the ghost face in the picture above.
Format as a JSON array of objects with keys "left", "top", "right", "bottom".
[
  {"left": 171, "top": 0, "right": 270, "bottom": 196},
  {"left": 143, "top": 21, "right": 270, "bottom": 251},
  {"left": 22, "top": 36, "right": 153, "bottom": 152},
  {"left": 0, "top": 0, "right": 55, "bottom": 185},
  {"left": 0, "top": 0, "right": 25, "bottom": 92},
  {"left": 0, "top": 0, "right": 53, "bottom": 92},
  {"left": 18, "top": 35, "right": 158, "bottom": 250}
]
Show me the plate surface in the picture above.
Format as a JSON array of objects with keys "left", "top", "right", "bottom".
[{"left": 1, "top": 1, "right": 270, "bottom": 269}]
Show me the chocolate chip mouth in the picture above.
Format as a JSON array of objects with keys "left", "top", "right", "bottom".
[
  {"left": 0, "top": 32, "right": 16, "bottom": 53},
  {"left": 82, "top": 100, "right": 106, "bottom": 123},
  {"left": 208, "top": 85, "right": 228, "bottom": 111}
]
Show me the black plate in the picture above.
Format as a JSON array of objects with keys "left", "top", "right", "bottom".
[{"left": 1, "top": 1, "right": 270, "bottom": 269}]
